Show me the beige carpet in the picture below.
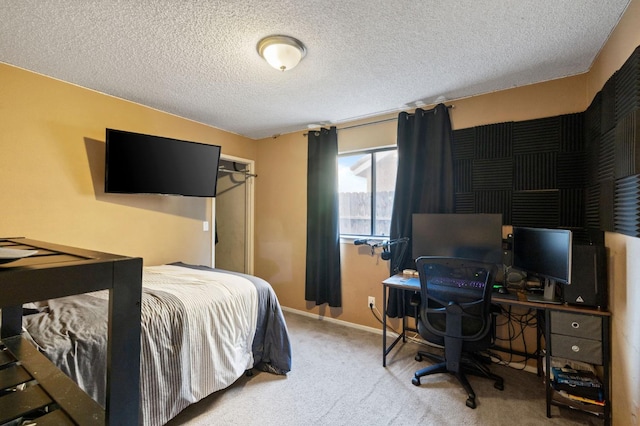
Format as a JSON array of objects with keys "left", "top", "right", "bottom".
[{"left": 167, "top": 311, "right": 599, "bottom": 425}]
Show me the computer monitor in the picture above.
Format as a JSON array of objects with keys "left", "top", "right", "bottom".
[
  {"left": 511, "top": 226, "right": 572, "bottom": 303},
  {"left": 411, "top": 214, "right": 503, "bottom": 265}
]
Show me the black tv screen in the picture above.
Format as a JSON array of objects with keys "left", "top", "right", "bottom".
[
  {"left": 412, "top": 213, "right": 503, "bottom": 265},
  {"left": 105, "top": 129, "right": 221, "bottom": 197}
]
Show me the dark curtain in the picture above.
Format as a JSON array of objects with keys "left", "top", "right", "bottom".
[
  {"left": 305, "top": 126, "right": 342, "bottom": 307},
  {"left": 387, "top": 103, "right": 454, "bottom": 317}
]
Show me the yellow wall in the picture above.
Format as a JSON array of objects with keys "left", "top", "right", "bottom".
[{"left": 0, "top": 63, "right": 256, "bottom": 266}]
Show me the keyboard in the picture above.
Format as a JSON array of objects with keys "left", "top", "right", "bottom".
[{"left": 431, "top": 277, "right": 485, "bottom": 290}]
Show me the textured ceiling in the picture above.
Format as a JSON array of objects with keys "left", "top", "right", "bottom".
[{"left": 0, "top": 1, "right": 631, "bottom": 140}]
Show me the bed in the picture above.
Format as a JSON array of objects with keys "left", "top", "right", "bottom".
[{"left": 21, "top": 262, "right": 291, "bottom": 426}]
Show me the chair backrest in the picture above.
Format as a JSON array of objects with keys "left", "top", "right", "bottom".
[{"left": 415, "top": 256, "right": 496, "bottom": 343}]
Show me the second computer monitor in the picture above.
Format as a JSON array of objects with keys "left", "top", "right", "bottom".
[
  {"left": 411, "top": 213, "right": 503, "bottom": 265},
  {"left": 511, "top": 226, "right": 572, "bottom": 285}
]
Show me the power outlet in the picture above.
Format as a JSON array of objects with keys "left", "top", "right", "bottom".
[{"left": 368, "top": 296, "right": 375, "bottom": 308}]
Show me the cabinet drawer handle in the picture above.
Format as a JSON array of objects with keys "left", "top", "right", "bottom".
[
  {"left": 571, "top": 321, "right": 580, "bottom": 329},
  {"left": 572, "top": 345, "right": 580, "bottom": 352}
]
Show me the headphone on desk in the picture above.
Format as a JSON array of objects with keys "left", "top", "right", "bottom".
[{"left": 505, "top": 267, "right": 527, "bottom": 288}]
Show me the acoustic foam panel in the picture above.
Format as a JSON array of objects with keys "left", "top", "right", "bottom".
[
  {"left": 599, "top": 179, "right": 615, "bottom": 232},
  {"left": 585, "top": 92, "right": 602, "bottom": 140},
  {"left": 614, "top": 174, "right": 640, "bottom": 237},
  {"left": 512, "top": 191, "right": 559, "bottom": 227},
  {"left": 472, "top": 158, "right": 513, "bottom": 190},
  {"left": 585, "top": 184, "right": 601, "bottom": 229},
  {"left": 614, "top": 109, "right": 640, "bottom": 179},
  {"left": 601, "top": 75, "right": 617, "bottom": 134},
  {"left": 513, "top": 152, "right": 557, "bottom": 190},
  {"left": 560, "top": 189, "right": 584, "bottom": 228},
  {"left": 561, "top": 113, "right": 585, "bottom": 152},
  {"left": 475, "top": 122, "right": 513, "bottom": 159},
  {"left": 452, "top": 128, "right": 475, "bottom": 160},
  {"left": 453, "top": 159, "right": 473, "bottom": 192},
  {"left": 585, "top": 93, "right": 603, "bottom": 187},
  {"left": 474, "top": 191, "right": 512, "bottom": 224},
  {"left": 454, "top": 192, "right": 474, "bottom": 213},
  {"left": 615, "top": 46, "right": 640, "bottom": 122},
  {"left": 513, "top": 116, "right": 561, "bottom": 155},
  {"left": 598, "top": 129, "right": 616, "bottom": 182},
  {"left": 557, "top": 152, "right": 586, "bottom": 188}
]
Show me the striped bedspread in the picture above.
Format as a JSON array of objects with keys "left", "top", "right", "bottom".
[{"left": 22, "top": 265, "right": 291, "bottom": 426}]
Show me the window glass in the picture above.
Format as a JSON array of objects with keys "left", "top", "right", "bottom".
[
  {"left": 373, "top": 150, "right": 397, "bottom": 236},
  {"left": 338, "top": 153, "right": 371, "bottom": 235},
  {"left": 338, "top": 148, "right": 397, "bottom": 237}
]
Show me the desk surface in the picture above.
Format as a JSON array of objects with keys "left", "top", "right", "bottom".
[
  {"left": 382, "top": 274, "right": 610, "bottom": 316},
  {"left": 382, "top": 274, "right": 420, "bottom": 290}
]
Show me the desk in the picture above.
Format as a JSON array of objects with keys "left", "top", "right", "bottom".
[
  {"left": 380, "top": 275, "right": 419, "bottom": 368},
  {"left": 381, "top": 274, "right": 611, "bottom": 425}
]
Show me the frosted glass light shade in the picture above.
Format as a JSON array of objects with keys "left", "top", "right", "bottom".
[{"left": 257, "top": 35, "right": 306, "bottom": 71}]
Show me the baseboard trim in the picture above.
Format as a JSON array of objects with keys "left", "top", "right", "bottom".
[
  {"left": 280, "top": 306, "right": 393, "bottom": 336},
  {"left": 281, "top": 306, "right": 538, "bottom": 375}
]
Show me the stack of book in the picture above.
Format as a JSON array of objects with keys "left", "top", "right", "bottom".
[{"left": 551, "top": 366, "right": 604, "bottom": 407}]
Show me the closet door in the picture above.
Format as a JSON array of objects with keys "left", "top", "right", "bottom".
[{"left": 215, "top": 158, "right": 253, "bottom": 273}]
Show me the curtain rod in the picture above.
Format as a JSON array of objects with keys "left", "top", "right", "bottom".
[
  {"left": 304, "top": 104, "right": 454, "bottom": 135},
  {"left": 218, "top": 167, "right": 257, "bottom": 178}
]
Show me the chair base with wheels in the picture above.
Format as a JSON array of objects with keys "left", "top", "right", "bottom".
[
  {"left": 411, "top": 256, "right": 505, "bottom": 409},
  {"left": 411, "top": 348, "right": 504, "bottom": 409}
]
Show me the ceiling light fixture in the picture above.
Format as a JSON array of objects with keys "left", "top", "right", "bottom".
[{"left": 257, "top": 35, "right": 306, "bottom": 71}]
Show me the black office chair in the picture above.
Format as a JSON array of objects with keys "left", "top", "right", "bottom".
[{"left": 411, "top": 256, "right": 504, "bottom": 408}]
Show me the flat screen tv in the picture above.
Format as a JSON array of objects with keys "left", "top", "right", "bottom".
[
  {"left": 411, "top": 213, "right": 503, "bottom": 265},
  {"left": 105, "top": 129, "right": 221, "bottom": 197}
]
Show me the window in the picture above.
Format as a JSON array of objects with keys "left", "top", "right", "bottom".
[{"left": 338, "top": 148, "right": 397, "bottom": 237}]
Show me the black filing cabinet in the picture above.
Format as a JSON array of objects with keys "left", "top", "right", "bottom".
[{"left": 545, "top": 308, "right": 611, "bottom": 425}]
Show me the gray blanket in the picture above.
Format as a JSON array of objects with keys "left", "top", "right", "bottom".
[
  {"left": 22, "top": 264, "right": 291, "bottom": 426},
  {"left": 173, "top": 263, "right": 292, "bottom": 375}
]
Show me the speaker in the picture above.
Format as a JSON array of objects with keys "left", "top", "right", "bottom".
[{"left": 564, "top": 244, "right": 607, "bottom": 308}]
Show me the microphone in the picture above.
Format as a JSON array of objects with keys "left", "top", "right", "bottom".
[{"left": 353, "top": 239, "right": 368, "bottom": 246}]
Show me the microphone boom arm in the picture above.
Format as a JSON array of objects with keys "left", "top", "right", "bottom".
[{"left": 354, "top": 237, "right": 410, "bottom": 268}]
